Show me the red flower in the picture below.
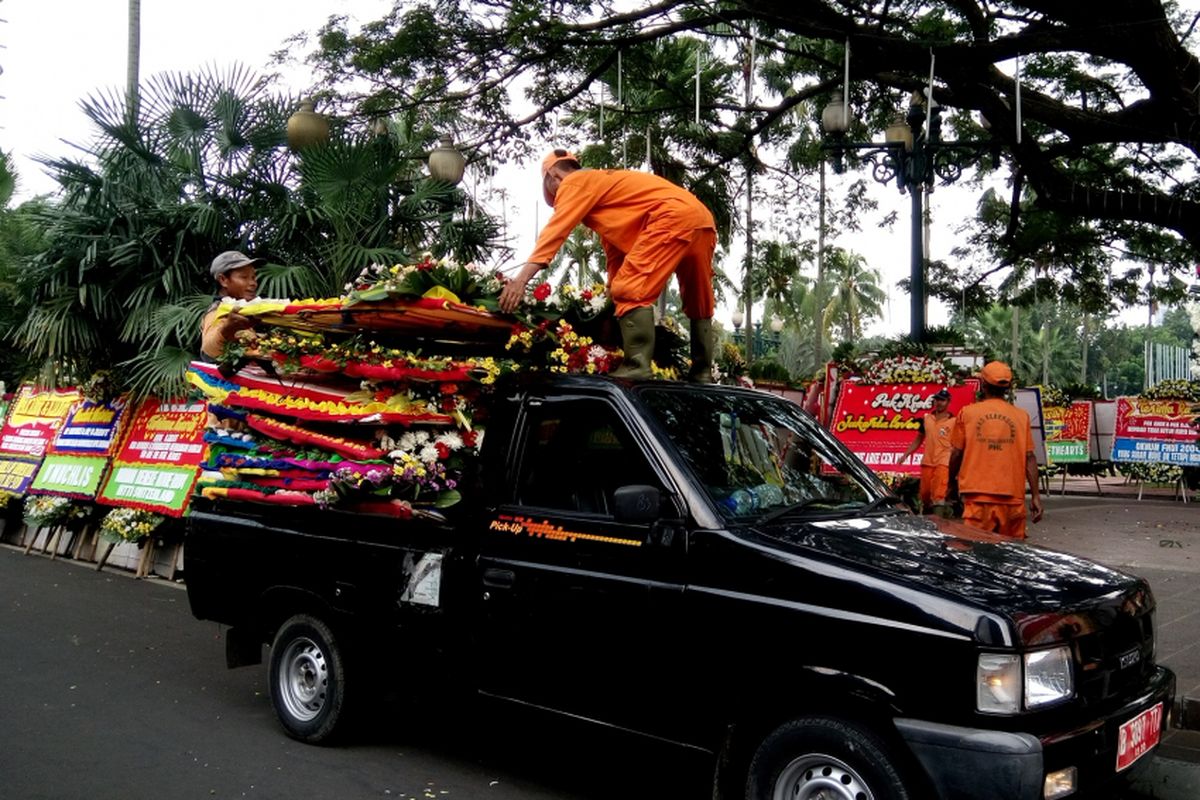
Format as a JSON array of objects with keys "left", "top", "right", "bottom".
[
  {"left": 436, "top": 443, "right": 451, "bottom": 460},
  {"left": 533, "top": 282, "right": 552, "bottom": 302},
  {"left": 440, "top": 383, "right": 459, "bottom": 395},
  {"left": 441, "top": 397, "right": 457, "bottom": 412},
  {"left": 581, "top": 290, "right": 593, "bottom": 300}
]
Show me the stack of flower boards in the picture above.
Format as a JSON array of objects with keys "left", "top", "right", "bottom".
[
  {"left": 186, "top": 303, "right": 503, "bottom": 520},
  {"left": 185, "top": 256, "right": 639, "bottom": 518}
]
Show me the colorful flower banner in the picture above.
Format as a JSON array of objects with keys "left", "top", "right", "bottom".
[
  {"left": 1111, "top": 397, "right": 1200, "bottom": 466},
  {"left": 0, "top": 384, "right": 81, "bottom": 458},
  {"left": 51, "top": 396, "right": 130, "bottom": 456},
  {"left": 116, "top": 398, "right": 209, "bottom": 467},
  {"left": 829, "top": 382, "right": 975, "bottom": 474},
  {"left": 97, "top": 463, "right": 199, "bottom": 516},
  {"left": 0, "top": 456, "right": 41, "bottom": 497},
  {"left": 29, "top": 454, "right": 109, "bottom": 498},
  {"left": 1044, "top": 401, "right": 1092, "bottom": 463}
]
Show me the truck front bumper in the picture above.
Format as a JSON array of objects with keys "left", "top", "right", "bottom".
[{"left": 895, "top": 665, "right": 1175, "bottom": 800}]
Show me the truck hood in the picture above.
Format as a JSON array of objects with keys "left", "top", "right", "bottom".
[{"left": 752, "top": 511, "right": 1148, "bottom": 643}]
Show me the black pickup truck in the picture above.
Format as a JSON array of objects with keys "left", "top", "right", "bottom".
[{"left": 186, "top": 376, "right": 1173, "bottom": 800}]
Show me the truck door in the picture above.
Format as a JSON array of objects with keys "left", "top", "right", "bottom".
[{"left": 476, "top": 392, "right": 687, "bottom": 734}]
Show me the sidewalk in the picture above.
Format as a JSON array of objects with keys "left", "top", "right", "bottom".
[{"left": 1026, "top": 488, "right": 1200, "bottom": 799}]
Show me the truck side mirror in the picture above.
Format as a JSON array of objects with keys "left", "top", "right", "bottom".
[{"left": 612, "top": 484, "right": 662, "bottom": 524}]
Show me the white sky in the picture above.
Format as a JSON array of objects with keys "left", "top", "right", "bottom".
[{"left": 0, "top": 1, "right": 1176, "bottom": 337}]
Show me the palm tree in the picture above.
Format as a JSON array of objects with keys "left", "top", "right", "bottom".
[
  {"left": 822, "top": 248, "right": 885, "bottom": 343},
  {"left": 14, "top": 65, "right": 498, "bottom": 397}
]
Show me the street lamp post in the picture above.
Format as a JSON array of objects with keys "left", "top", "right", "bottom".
[{"left": 821, "top": 92, "right": 997, "bottom": 342}]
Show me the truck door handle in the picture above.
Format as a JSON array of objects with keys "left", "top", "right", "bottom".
[{"left": 482, "top": 568, "right": 516, "bottom": 589}]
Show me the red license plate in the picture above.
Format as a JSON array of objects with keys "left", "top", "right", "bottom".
[{"left": 1116, "top": 702, "right": 1163, "bottom": 772}]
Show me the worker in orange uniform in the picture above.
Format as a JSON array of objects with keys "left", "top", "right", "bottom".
[
  {"left": 947, "top": 362, "right": 1044, "bottom": 538},
  {"left": 497, "top": 149, "right": 718, "bottom": 381},
  {"left": 899, "top": 387, "right": 957, "bottom": 513}
]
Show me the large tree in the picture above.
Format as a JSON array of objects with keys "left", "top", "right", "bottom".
[{"left": 292, "top": 0, "right": 1200, "bottom": 313}]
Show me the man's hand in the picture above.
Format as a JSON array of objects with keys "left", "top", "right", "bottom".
[
  {"left": 1030, "top": 494, "right": 1044, "bottom": 524},
  {"left": 223, "top": 311, "right": 255, "bottom": 334},
  {"left": 498, "top": 262, "right": 545, "bottom": 313}
]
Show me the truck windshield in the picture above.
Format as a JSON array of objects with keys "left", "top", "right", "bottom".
[{"left": 638, "top": 387, "right": 890, "bottom": 521}]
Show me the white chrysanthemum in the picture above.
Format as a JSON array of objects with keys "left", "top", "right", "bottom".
[
  {"left": 419, "top": 444, "right": 440, "bottom": 463},
  {"left": 435, "top": 431, "right": 463, "bottom": 450},
  {"left": 588, "top": 295, "right": 607, "bottom": 313},
  {"left": 588, "top": 345, "right": 608, "bottom": 360}
]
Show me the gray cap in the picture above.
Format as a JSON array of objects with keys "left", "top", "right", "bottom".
[{"left": 210, "top": 250, "right": 266, "bottom": 278}]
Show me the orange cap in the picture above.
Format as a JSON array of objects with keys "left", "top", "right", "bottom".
[
  {"left": 541, "top": 148, "right": 579, "bottom": 178},
  {"left": 978, "top": 361, "right": 1013, "bottom": 387}
]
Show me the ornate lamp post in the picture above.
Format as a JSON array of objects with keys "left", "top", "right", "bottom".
[{"left": 821, "top": 92, "right": 997, "bottom": 342}]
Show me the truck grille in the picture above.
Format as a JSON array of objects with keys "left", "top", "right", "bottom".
[{"left": 1075, "top": 607, "right": 1155, "bottom": 706}]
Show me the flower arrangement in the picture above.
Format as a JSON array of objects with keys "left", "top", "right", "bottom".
[
  {"left": 522, "top": 281, "right": 612, "bottom": 321},
  {"left": 81, "top": 370, "right": 118, "bottom": 403},
  {"left": 344, "top": 255, "right": 505, "bottom": 308},
  {"left": 23, "top": 495, "right": 88, "bottom": 528},
  {"left": 861, "top": 355, "right": 948, "bottom": 385},
  {"left": 320, "top": 428, "right": 481, "bottom": 509},
  {"left": 1117, "top": 462, "right": 1184, "bottom": 485},
  {"left": 1141, "top": 379, "right": 1200, "bottom": 402},
  {"left": 1036, "top": 384, "right": 1069, "bottom": 409},
  {"left": 506, "top": 320, "right": 622, "bottom": 375},
  {"left": 98, "top": 507, "right": 164, "bottom": 543}
]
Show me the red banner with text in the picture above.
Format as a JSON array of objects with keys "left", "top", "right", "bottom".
[{"left": 829, "top": 382, "right": 975, "bottom": 474}]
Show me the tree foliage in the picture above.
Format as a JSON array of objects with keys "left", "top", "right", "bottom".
[{"left": 290, "top": 0, "right": 1200, "bottom": 315}]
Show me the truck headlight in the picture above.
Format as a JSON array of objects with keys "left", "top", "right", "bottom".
[
  {"left": 1025, "top": 646, "right": 1073, "bottom": 709},
  {"left": 977, "top": 653, "right": 1021, "bottom": 713},
  {"left": 977, "top": 646, "right": 1074, "bottom": 714}
]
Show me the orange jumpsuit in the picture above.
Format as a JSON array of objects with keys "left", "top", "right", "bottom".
[
  {"left": 917, "top": 412, "right": 956, "bottom": 508},
  {"left": 527, "top": 169, "right": 716, "bottom": 318},
  {"left": 950, "top": 398, "right": 1035, "bottom": 539}
]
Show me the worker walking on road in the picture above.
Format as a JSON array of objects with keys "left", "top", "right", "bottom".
[
  {"left": 948, "top": 361, "right": 1044, "bottom": 539},
  {"left": 497, "top": 149, "right": 718, "bottom": 382},
  {"left": 900, "top": 387, "right": 957, "bottom": 513}
]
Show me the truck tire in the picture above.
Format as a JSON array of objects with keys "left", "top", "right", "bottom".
[
  {"left": 268, "top": 614, "right": 350, "bottom": 744},
  {"left": 745, "top": 716, "right": 911, "bottom": 800}
]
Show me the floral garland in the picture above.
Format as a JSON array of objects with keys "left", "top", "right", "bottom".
[
  {"left": 225, "top": 329, "right": 512, "bottom": 387},
  {"left": 24, "top": 495, "right": 88, "bottom": 528},
  {"left": 860, "top": 355, "right": 949, "bottom": 385},
  {"left": 99, "top": 507, "right": 164, "bottom": 543}
]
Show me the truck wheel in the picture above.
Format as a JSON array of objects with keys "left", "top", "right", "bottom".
[
  {"left": 745, "top": 716, "right": 911, "bottom": 800},
  {"left": 268, "top": 615, "right": 349, "bottom": 744}
]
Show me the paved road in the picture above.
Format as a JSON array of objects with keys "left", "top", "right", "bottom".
[
  {"left": 0, "top": 546, "right": 709, "bottom": 800},
  {"left": 5, "top": 494, "right": 1195, "bottom": 800}
]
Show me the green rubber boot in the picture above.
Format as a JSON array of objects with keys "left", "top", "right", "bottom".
[
  {"left": 610, "top": 306, "right": 655, "bottom": 379},
  {"left": 688, "top": 317, "right": 716, "bottom": 383}
]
